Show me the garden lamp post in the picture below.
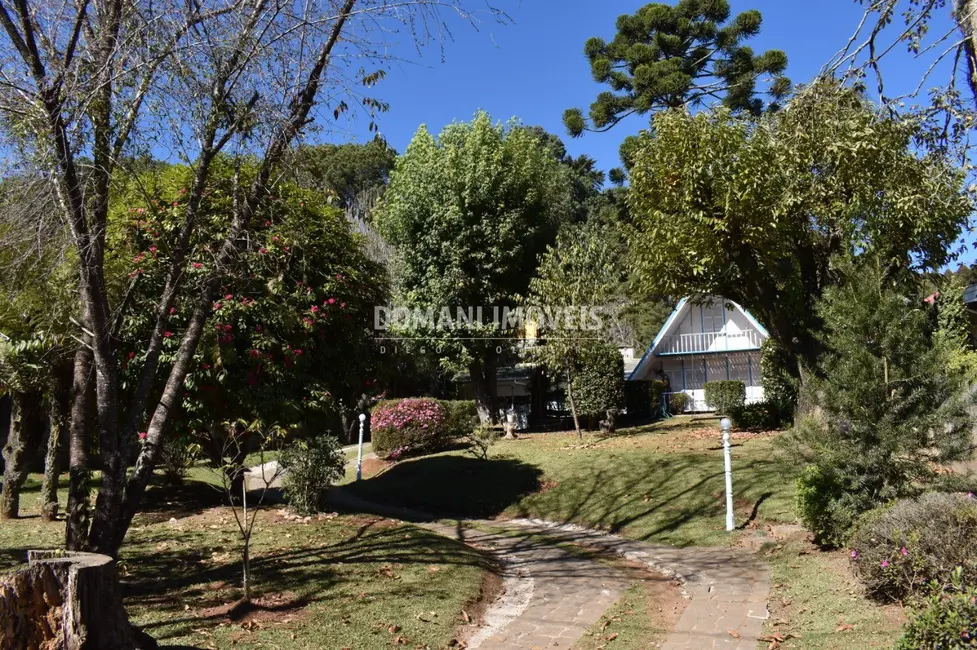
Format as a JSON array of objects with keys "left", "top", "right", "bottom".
[
  {"left": 356, "top": 413, "right": 366, "bottom": 482},
  {"left": 721, "top": 416, "right": 734, "bottom": 531}
]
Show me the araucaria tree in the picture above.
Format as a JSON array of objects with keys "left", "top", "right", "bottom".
[
  {"left": 0, "top": 0, "right": 504, "bottom": 557},
  {"left": 563, "top": 0, "right": 790, "bottom": 139},
  {"left": 627, "top": 81, "right": 972, "bottom": 382},
  {"left": 376, "top": 112, "right": 572, "bottom": 423}
]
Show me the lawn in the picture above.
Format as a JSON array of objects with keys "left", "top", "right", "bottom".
[
  {"left": 344, "top": 416, "right": 907, "bottom": 649},
  {"left": 347, "top": 416, "right": 795, "bottom": 546},
  {"left": 1, "top": 473, "right": 494, "bottom": 650}
]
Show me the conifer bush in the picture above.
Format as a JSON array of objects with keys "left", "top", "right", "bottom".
[{"left": 780, "top": 262, "right": 974, "bottom": 547}]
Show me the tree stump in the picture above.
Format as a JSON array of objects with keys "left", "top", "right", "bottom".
[{"left": 0, "top": 551, "right": 155, "bottom": 650}]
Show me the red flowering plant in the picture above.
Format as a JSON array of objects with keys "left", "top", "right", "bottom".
[
  {"left": 113, "top": 162, "right": 389, "bottom": 476},
  {"left": 371, "top": 398, "right": 450, "bottom": 458}
]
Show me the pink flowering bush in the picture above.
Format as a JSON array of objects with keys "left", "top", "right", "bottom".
[
  {"left": 849, "top": 492, "right": 977, "bottom": 603},
  {"left": 372, "top": 398, "right": 449, "bottom": 458}
]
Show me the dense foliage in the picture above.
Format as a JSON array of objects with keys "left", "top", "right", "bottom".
[
  {"left": 669, "top": 392, "right": 690, "bottom": 414},
  {"left": 850, "top": 493, "right": 977, "bottom": 603},
  {"left": 371, "top": 398, "right": 450, "bottom": 458},
  {"left": 441, "top": 400, "right": 479, "bottom": 439},
  {"left": 115, "top": 164, "right": 388, "bottom": 446},
  {"left": 759, "top": 339, "right": 799, "bottom": 425},
  {"left": 782, "top": 262, "right": 974, "bottom": 547},
  {"left": 572, "top": 343, "right": 625, "bottom": 421},
  {"left": 376, "top": 112, "right": 572, "bottom": 422},
  {"left": 627, "top": 81, "right": 972, "bottom": 376},
  {"left": 895, "top": 577, "right": 977, "bottom": 650},
  {"left": 703, "top": 380, "right": 745, "bottom": 415},
  {"left": 728, "top": 401, "right": 782, "bottom": 431},
  {"left": 280, "top": 435, "right": 347, "bottom": 515}
]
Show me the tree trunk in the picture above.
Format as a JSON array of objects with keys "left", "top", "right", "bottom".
[
  {"left": 469, "top": 358, "right": 499, "bottom": 425},
  {"left": 40, "top": 391, "right": 68, "bottom": 522},
  {"left": 67, "top": 346, "right": 94, "bottom": 551},
  {"left": 956, "top": 0, "right": 977, "bottom": 105},
  {"left": 1, "top": 395, "right": 42, "bottom": 520},
  {"left": 566, "top": 369, "right": 582, "bottom": 440},
  {"left": 0, "top": 550, "right": 155, "bottom": 649}
]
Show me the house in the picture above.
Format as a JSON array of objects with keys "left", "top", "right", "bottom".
[{"left": 627, "top": 297, "right": 768, "bottom": 412}]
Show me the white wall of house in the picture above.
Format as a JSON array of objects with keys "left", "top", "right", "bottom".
[{"left": 629, "top": 297, "right": 767, "bottom": 412}]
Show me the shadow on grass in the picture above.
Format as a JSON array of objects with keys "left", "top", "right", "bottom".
[
  {"left": 338, "top": 444, "right": 793, "bottom": 547},
  {"left": 343, "top": 455, "right": 543, "bottom": 520},
  {"left": 134, "top": 479, "right": 229, "bottom": 525},
  {"left": 125, "top": 516, "right": 496, "bottom": 641}
]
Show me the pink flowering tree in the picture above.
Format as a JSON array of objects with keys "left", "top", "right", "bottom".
[{"left": 115, "top": 163, "right": 388, "bottom": 490}]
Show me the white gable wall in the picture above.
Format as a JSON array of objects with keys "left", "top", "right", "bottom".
[{"left": 630, "top": 296, "right": 768, "bottom": 411}]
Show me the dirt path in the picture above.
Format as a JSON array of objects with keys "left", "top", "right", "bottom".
[{"left": 326, "top": 488, "right": 771, "bottom": 650}]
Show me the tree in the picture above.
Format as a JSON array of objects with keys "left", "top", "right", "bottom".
[
  {"left": 528, "top": 219, "right": 624, "bottom": 436},
  {"left": 563, "top": 1, "right": 790, "bottom": 142},
  {"left": 782, "top": 260, "right": 974, "bottom": 546},
  {"left": 376, "top": 112, "right": 572, "bottom": 423},
  {"left": 0, "top": 0, "right": 504, "bottom": 557},
  {"left": 287, "top": 139, "right": 397, "bottom": 214},
  {"left": 113, "top": 163, "right": 387, "bottom": 496},
  {"left": 627, "top": 81, "right": 971, "bottom": 382}
]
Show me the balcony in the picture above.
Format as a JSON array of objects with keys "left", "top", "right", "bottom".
[{"left": 656, "top": 329, "right": 762, "bottom": 356}]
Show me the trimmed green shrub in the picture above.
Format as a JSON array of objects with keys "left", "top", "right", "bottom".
[
  {"left": 795, "top": 463, "right": 860, "bottom": 548},
  {"left": 280, "top": 435, "right": 346, "bottom": 515},
  {"left": 703, "top": 380, "right": 745, "bottom": 415},
  {"left": 850, "top": 493, "right": 977, "bottom": 603},
  {"left": 728, "top": 401, "right": 782, "bottom": 431},
  {"left": 441, "top": 400, "right": 478, "bottom": 438},
  {"left": 371, "top": 398, "right": 449, "bottom": 458},
  {"left": 573, "top": 344, "right": 624, "bottom": 418},
  {"left": 624, "top": 380, "right": 666, "bottom": 419},
  {"left": 669, "top": 392, "right": 690, "bottom": 414},
  {"left": 895, "top": 572, "right": 977, "bottom": 650}
]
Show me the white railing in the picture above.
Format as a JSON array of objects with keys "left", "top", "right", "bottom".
[{"left": 657, "top": 329, "right": 762, "bottom": 355}]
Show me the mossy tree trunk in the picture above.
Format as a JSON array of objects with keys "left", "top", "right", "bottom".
[
  {"left": 1, "top": 394, "right": 42, "bottom": 520},
  {"left": 40, "top": 389, "right": 69, "bottom": 521}
]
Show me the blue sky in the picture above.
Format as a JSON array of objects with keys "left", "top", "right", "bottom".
[{"left": 334, "top": 0, "right": 958, "bottom": 175}]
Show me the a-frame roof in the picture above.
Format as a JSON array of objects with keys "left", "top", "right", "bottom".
[{"left": 627, "top": 297, "right": 768, "bottom": 381}]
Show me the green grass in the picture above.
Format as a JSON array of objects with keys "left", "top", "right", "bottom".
[
  {"left": 761, "top": 540, "right": 905, "bottom": 649},
  {"left": 347, "top": 416, "right": 794, "bottom": 546},
  {"left": 1, "top": 474, "right": 492, "bottom": 650}
]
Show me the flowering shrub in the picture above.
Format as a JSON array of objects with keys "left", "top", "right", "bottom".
[
  {"left": 895, "top": 569, "right": 977, "bottom": 650},
  {"left": 371, "top": 398, "right": 449, "bottom": 458},
  {"left": 850, "top": 492, "right": 977, "bottom": 603}
]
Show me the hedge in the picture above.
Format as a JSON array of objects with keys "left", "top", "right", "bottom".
[
  {"left": 729, "top": 401, "right": 783, "bottom": 431},
  {"left": 703, "top": 380, "right": 745, "bottom": 415},
  {"left": 573, "top": 344, "right": 624, "bottom": 418},
  {"left": 441, "top": 400, "right": 478, "bottom": 438},
  {"left": 669, "top": 392, "right": 690, "bottom": 413}
]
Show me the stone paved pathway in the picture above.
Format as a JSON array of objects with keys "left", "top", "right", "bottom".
[
  {"left": 326, "top": 489, "right": 771, "bottom": 650},
  {"left": 424, "top": 521, "right": 631, "bottom": 649}
]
